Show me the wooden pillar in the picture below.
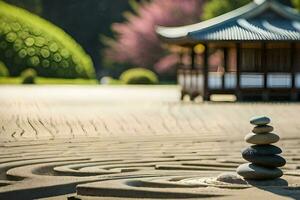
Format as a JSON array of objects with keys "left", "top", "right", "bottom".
[
  {"left": 177, "top": 50, "right": 184, "bottom": 84},
  {"left": 190, "top": 46, "right": 196, "bottom": 70},
  {"left": 222, "top": 47, "right": 228, "bottom": 90},
  {"left": 188, "top": 47, "right": 194, "bottom": 99},
  {"left": 203, "top": 43, "right": 209, "bottom": 101},
  {"left": 262, "top": 42, "right": 269, "bottom": 101},
  {"left": 236, "top": 43, "right": 241, "bottom": 100},
  {"left": 291, "top": 42, "right": 297, "bottom": 101},
  {"left": 179, "top": 51, "right": 186, "bottom": 100},
  {"left": 262, "top": 43, "right": 267, "bottom": 89},
  {"left": 178, "top": 51, "right": 184, "bottom": 69}
]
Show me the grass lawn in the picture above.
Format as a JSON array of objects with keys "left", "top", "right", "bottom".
[{"left": 0, "top": 77, "right": 99, "bottom": 85}]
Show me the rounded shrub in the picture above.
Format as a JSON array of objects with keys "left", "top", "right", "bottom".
[
  {"left": 0, "top": 61, "right": 9, "bottom": 77},
  {"left": 120, "top": 68, "right": 159, "bottom": 85},
  {"left": 21, "top": 68, "right": 37, "bottom": 84},
  {"left": 0, "top": 1, "right": 95, "bottom": 79}
]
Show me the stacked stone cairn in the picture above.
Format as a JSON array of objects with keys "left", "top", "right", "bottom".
[{"left": 237, "top": 116, "right": 286, "bottom": 180}]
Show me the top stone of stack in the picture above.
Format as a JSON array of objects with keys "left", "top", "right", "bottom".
[
  {"left": 250, "top": 116, "right": 271, "bottom": 126},
  {"left": 246, "top": 116, "right": 278, "bottom": 144}
]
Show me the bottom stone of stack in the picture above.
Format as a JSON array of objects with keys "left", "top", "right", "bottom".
[{"left": 236, "top": 163, "right": 283, "bottom": 180}]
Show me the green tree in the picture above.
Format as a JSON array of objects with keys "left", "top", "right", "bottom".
[
  {"left": 203, "top": 0, "right": 251, "bottom": 20},
  {"left": 3, "top": 0, "right": 42, "bottom": 15},
  {"left": 292, "top": 0, "right": 300, "bottom": 10},
  {"left": 203, "top": 0, "right": 296, "bottom": 20}
]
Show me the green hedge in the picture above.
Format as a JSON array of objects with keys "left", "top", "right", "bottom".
[
  {"left": 21, "top": 68, "right": 36, "bottom": 84},
  {"left": 0, "top": 77, "right": 99, "bottom": 85},
  {"left": 0, "top": 61, "right": 9, "bottom": 76},
  {"left": 0, "top": 1, "right": 95, "bottom": 78},
  {"left": 120, "top": 68, "right": 158, "bottom": 85}
]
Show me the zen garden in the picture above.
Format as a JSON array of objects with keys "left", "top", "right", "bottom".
[{"left": 1, "top": 0, "right": 300, "bottom": 199}]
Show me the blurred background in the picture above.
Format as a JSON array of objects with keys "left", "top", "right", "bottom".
[{"left": 0, "top": 0, "right": 299, "bottom": 85}]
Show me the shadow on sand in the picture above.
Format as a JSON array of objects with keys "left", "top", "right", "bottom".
[{"left": 247, "top": 178, "right": 300, "bottom": 200}]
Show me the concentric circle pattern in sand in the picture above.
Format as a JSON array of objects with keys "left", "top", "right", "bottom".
[{"left": 0, "top": 86, "right": 300, "bottom": 199}]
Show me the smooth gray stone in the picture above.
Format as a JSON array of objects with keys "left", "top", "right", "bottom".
[
  {"left": 237, "top": 163, "right": 283, "bottom": 180},
  {"left": 216, "top": 172, "right": 247, "bottom": 184},
  {"left": 252, "top": 125, "right": 274, "bottom": 134},
  {"left": 245, "top": 132, "right": 279, "bottom": 145},
  {"left": 242, "top": 153, "right": 286, "bottom": 167},
  {"left": 250, "top": 116, "right": 271, "bottom": 125},
  {"left": 242, "top": 145, "right": 282, "bottom": 155}
]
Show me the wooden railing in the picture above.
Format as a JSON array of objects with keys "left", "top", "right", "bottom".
[
  {"left": 178, "top": 69, "right": 299, "bottom": 100},
  {"left": 177, "top": 69, "right": 203, "bottom": 99}
]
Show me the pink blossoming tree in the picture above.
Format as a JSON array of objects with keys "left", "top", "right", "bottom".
[{"left": 104, "top": 0, "right": 204, "bottom": 74}]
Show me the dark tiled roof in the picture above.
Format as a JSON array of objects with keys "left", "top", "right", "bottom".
[
  {"left": 190, "top": 19, "right": 300, "bottom": 41},
  {"left": 156, "top": 0, "right": 300, "bottom": 43}
]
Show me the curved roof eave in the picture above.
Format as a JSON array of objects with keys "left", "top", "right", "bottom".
[
  {"left": 156, "top": 1, "right": 259, "bottom": 39},
  {"left": 156, "top": 0, "right": 300, "bottom": 42}
]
